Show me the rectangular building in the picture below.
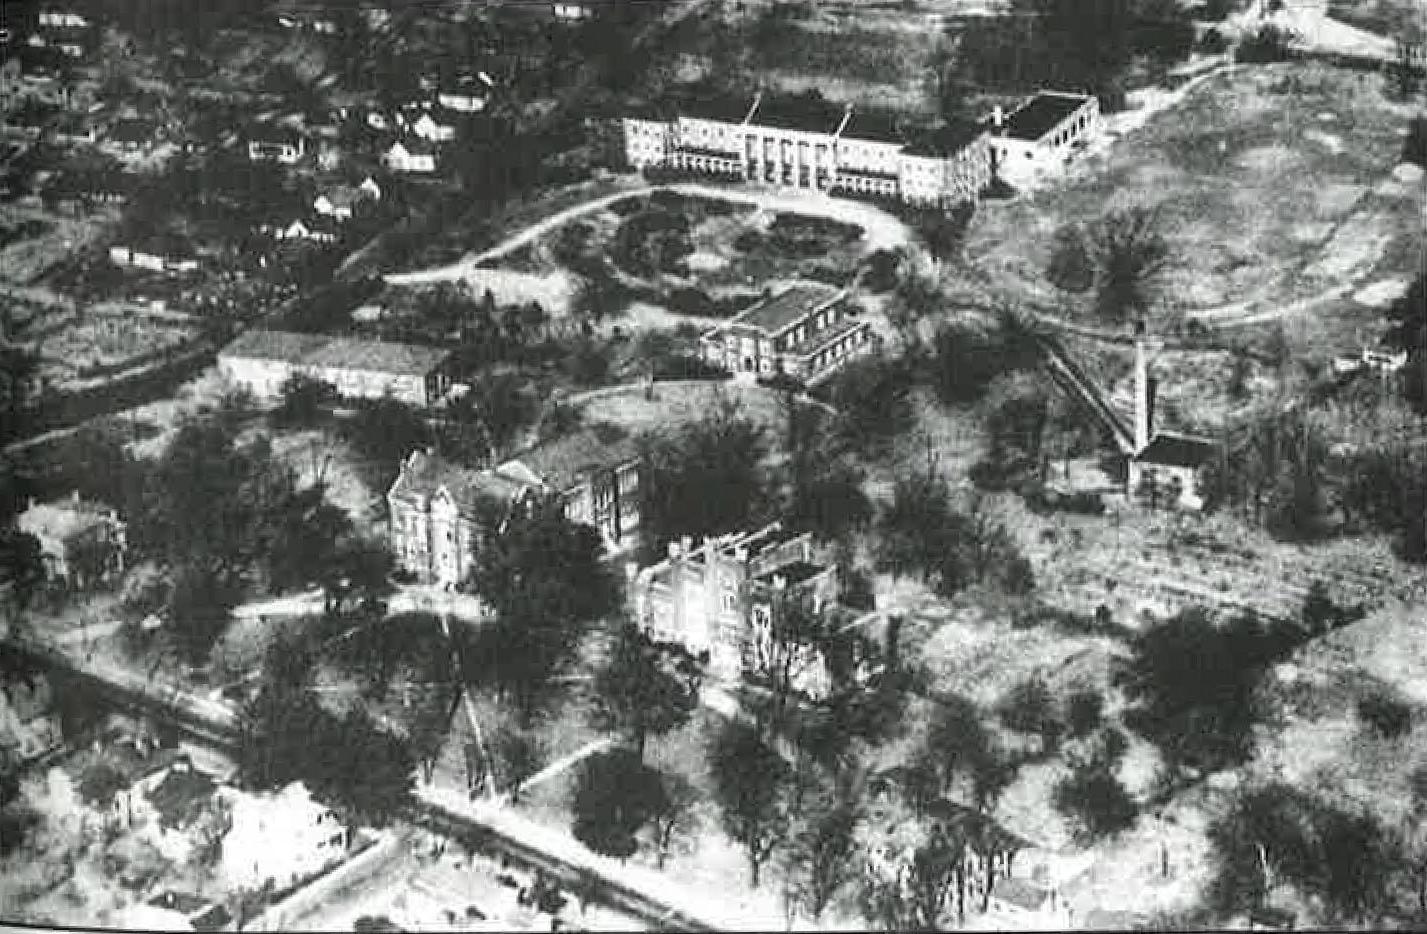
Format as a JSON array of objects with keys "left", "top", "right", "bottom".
[
  {"left": 623, "top": 91, "right": 995, "bottom": 211},
  {"left": 989, "top": 91, "right": 1101, "bottom": 182},
  {"left": 217, "top": 330, "right": 453, "bottom": 407},
  {"left": 699, "top": 282, "right": 875, "bottom": 384}
]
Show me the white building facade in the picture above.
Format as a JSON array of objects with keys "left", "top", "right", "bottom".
[{"left": 624, "top": 92, "right": 995, "bottom": 211}]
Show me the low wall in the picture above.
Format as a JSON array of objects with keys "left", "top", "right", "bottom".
[{"left": 249, "top": 833, "right": 399, "bottom": 931}]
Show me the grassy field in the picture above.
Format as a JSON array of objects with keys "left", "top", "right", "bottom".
[{"left": 964, "top": 63, "right": 1421, "bottom": 322}]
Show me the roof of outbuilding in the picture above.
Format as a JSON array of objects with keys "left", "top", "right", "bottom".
[
  {"left": 1136, "top": 431, "right": 1217, "bottom": 469},
  {"left": 145, "top": 765, "right": 218, "bottom": 829},
  {"left": 218, "top": 330, "right": 451, "bottom": 377}
]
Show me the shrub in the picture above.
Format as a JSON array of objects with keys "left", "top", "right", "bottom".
[
  {"left": 1066, "top": 690, "right": 1104, "bottom": 739},
  {"left": 997, "top": 675, "right": 1063, "bottom": 751},
  {"left": 1404, "top": 116, "right": 1427, "bottom": 169},
  {"left": 665, "top": 286, "right": 715, "bottom": 317},
  {"left": 1357, "top": 691, "right": 1413, "bottom": 739},
  {"left": 732, "top": 230, "right": 765, "bottom": 253},
  {"left": 1236, "top": 24, "right": 1297, "bottom": 63},
  {"left": 1054, "top": 763, "right": 1138, "bottom": 843},
  {"left": 862, "top": 249, "right": 902, "bottom": 293},
  {"left": 608, "top": 196, "right": 645, "bottom": 217}
]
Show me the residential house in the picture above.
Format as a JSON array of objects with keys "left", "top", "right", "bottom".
[
  {"left": 632, "top": 522, "right": 882, "bottom": 695},
  {"left": 987, "top": 91, "right": 1101, "bottom": 183},
  {"left": 218, "top": 782, "right": 348, "bottom": 893},
  {"left": 387, "top": 428, "right": 643, "bottom": 586},
  {"left": 1125, "top": 333, "right": 1216, "bottom": 511},
  {"left": 16, "top": 492, "right": 128, "bottom": 588},
  {"left": 246, "top": 126, "right": 305, "bottom": 164},
  {"left": 553, "top": 3, "right": 594, "bottom": 21},
  {"left": 146, "top": 893, "right": 231, "bottom": 933},
  {"left": 410, "top": 110, "right": 458, "bottom": 143},
  {"left": 139, "top": 759, "right": 219, "bottom": 834},
  {"left": 437, "top": 74, "right": 494, "bottom": 114},
  {"left": 313, "top": 183, "right": 376, "bottom": 221},
  {"left": 50, "top": 114, "right": 98, "bottom": 145},
  {"left": 108, "top": 238, "right": 200, "bottom": 274},
  {"left": 384, "top": 139, "right": 437, "bottom": 174},
  {"left": 262, "top": 215, "right": 340, "bottom": 244},
  {"left": 218, "top": 330, "right": 454, "bottom": 406},
  {"left": 38, "top": 10, "right": 91, "bottom": 28},
  {"left": 698, "top": 281, "right": 875, "bottom": 385},
  {"left": 106, "top": 117, "right": 159, "bottom": 153},
  {"left": 624, "top": 90, "right": 995, "bottom": 209},
  {"left": 0, "top": 672, "right": 63, "bottom": 764}
]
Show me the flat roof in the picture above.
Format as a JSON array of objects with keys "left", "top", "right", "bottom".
[
  {"left": 902, "top": 118, "right": 987, "bottom": 157},
  {"left": 839, "top": 109, "right": 904, "bottom": 145},
  {"left": 750, "top": 93, "right": 848, "bottom": 135},
  {"left": 220, "top": 330, "right": 451, "bottom": 377},
  {"left": 721, "top": 283, "right": 843, "bottom": 337},
  {"left": 1004, "top": 92, "right": 1092, "bottom": 142},
  {"left": 679, "top": 89, "right": 756, "bottom": 124}
]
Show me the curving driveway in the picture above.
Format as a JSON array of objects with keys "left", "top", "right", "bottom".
[{"left": 384, "top": 181, "right": 916, "bottom": 288}]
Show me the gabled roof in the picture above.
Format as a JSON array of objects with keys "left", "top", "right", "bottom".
[
  {"left": 714, "top": 282, "right": 843, "bottom": 338},
  {"left": 496, "top": 427, "right": 639, "bottom": 494},
  {"left": 390, "top": 138, "right": 437, "bottom": 157},
  {"left": 1003, "top": 91, "right": 1093, "bottom": 142},
  {"left": 145, "top": 764, "right": 217, "bottom": 829},
  {"left": 1135, "top": 431, "right": 1217, "bottom": 469},
  {"left": 108, "top": 118, "right": 157, "bottom": 144},
  {"left": 17, "top": 495, "right": 122, "bottom": 543},
  {"left": 219, "top": 331, "right": 451, "bottom": 377},
  {"left": 248, "top": 124, "right": 303, "bottom": 147},
  {"left": 388, "top": 450, "right": 528, "bottom": 517}
]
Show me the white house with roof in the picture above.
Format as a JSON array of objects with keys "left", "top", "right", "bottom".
[
  {"left": 16, "top": 492, "right": 128, "bottom": 589},
  {"left": 698, "top": 281, "right": 875, "bottom": 385},
  {"left": 410, "top": 111, "right": 458, "bottom": 143},
  {"left": 246, "top": 126, "right": 306, "bottom": 164},
  {"left": 313, "top": 178, "right": 381, "bottom": 220},
  {"left": 384, "top": 139, "right": 437, "bottom": 174},
  {"left": 218, "top": 782, "right": 348, "bottom": 893}
]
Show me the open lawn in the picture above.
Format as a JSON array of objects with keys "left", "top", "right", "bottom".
[
  {"left": 965, "top": 63, "right": 1422, "bottom": 326},
  {"left": 572, "top": 380, "right": 792, "bottom": 439}
]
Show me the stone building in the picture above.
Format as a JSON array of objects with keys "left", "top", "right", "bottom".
[{"left": 387, "top": 428, "right": 642, "bottom": 586}]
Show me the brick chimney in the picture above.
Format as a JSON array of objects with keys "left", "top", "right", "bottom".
[{"left": 1134, "top": 330, "right": 1155, "bottom": 453}]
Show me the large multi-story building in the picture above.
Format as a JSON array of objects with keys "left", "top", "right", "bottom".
[
  {"left": 217, "top": 330, "right": 454, "bottom": 407},
  {"left": 632, "top": 523, "right": 884, "bottom": 699},
  {"left": 387, "top": 428, "right": 642, "bottom": 586},
  {"left": 623, "top": 91, "right": 995, "bottom": 211},
  {"left": 698, "top": 281, "right": 875, "bottom": 384}
]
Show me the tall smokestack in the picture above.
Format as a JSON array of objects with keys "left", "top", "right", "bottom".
[{"left": 1134, "top": 334, "right": 1152, "bottom": 453}]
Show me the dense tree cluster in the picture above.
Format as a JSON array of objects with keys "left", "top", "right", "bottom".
[
  {"left": 462, "top": 495, "right": 620, "bottom": 719},
  {"left": 875, "top": 472, "right": 1035, "bottom": 599},
  {"left": 1115, "top": 608, "right": 1298, "bottom": 775}
]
